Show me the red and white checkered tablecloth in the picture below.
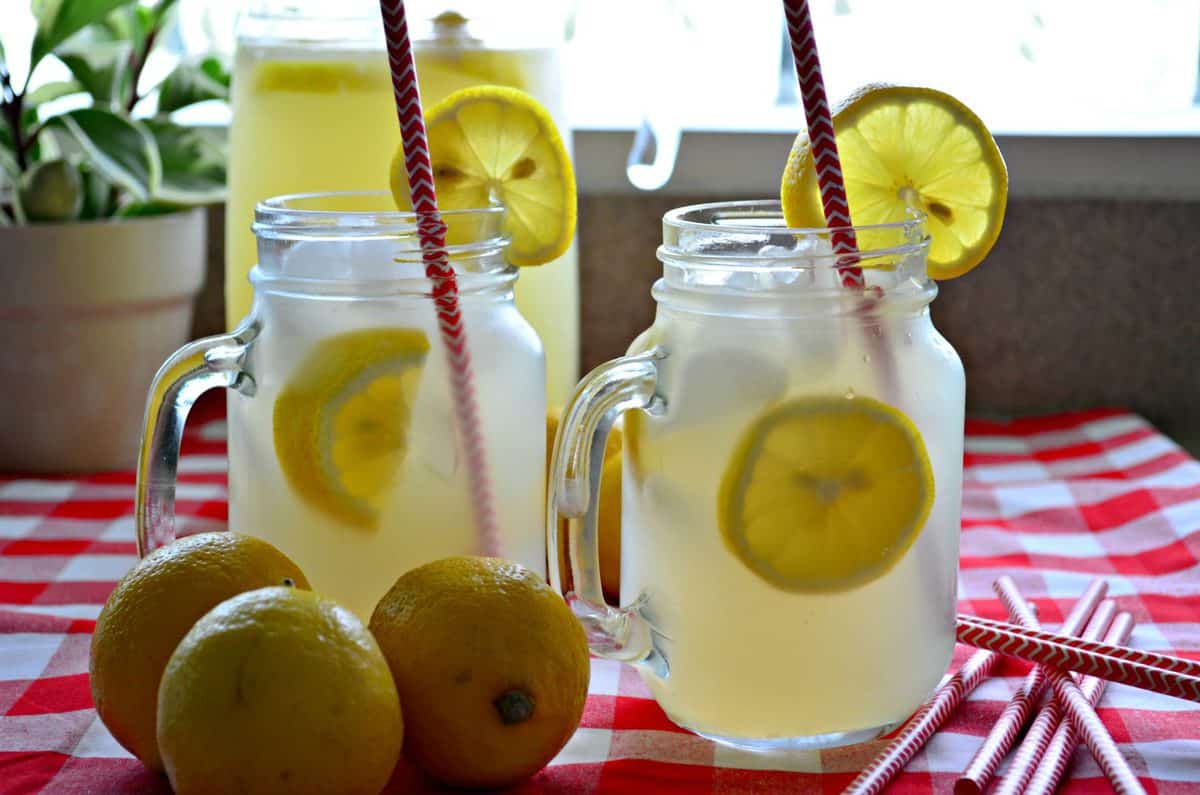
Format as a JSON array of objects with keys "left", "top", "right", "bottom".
[{"left": 2, "top": 400, "right": 1199, "bottom": 794}]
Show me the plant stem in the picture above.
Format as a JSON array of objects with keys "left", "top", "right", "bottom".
[
  {"left": 0, "top": 67, "right": 28, "bottom": 172},
  {"left": 125, "top": 29, "right": 160, "bottom": 114}
]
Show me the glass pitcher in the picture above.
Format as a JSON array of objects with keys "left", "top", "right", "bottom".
[
  {"left": 549, "top": 201, "right": 965, "bottom": 750},
  {"left": 225, "top": 0, "right": 578, "bottom": 407},
  {"left": 146, "top": 192, "right": 546, "bottom": 620}
]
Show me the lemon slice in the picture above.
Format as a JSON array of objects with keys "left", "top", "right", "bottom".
[
  {"left": 781, "top": 84, "right": 1007, "bottom": 280},
  {"left": 273, "top": 328, "right": 430, "bottom": 529},
  {"left": 718, "top": 396, "right": 934, "bottom": 592},
  {"left": 391, "top": 85, "right": 576, "bottom": 267},
  {"left": 252, "top": 62, "right": 388, "bottom": 94}
]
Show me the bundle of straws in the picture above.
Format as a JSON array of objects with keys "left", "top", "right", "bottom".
[{"left": 844, "top": 574, "right": 1200, "bottom": 794}]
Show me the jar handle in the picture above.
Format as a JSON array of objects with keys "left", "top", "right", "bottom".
[
  {"left": 548, "top": 347, "right": 666, "bottom": 663},
  {"left": 136, "top": 324, "right": 257, "bottom": 558}
]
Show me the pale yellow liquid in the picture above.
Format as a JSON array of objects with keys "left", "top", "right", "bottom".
[
  {"left": 227, "top": 249, "right": 546, "bottom": 620},
  {"left": 226, "top": 43, "right": 579, "bottom": 406},
  {"left": 622, "top": 303, "right": 965, "bottom": 742}
]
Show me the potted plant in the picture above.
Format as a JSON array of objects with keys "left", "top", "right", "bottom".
[{"left": 1, "top": 0, "right": 228, "bottom": 472}]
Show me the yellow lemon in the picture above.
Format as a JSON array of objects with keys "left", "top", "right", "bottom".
[
  {"left": 158, "top": 587, "right": 402, "bottom": 795},
  {"left": 252, "top": 61, "right": 389, "bottom": 94},
  {"left": 782, "top": 84, "right": 1007, "bottom": 279},
  {"left": 391, "top": 85, "right": 576, "bottom": 266},
  {"left": 596, "top": 453, "right": 623, "bottom": 603},
  {"left": 369, "top": 556, "right": 589, "bottom": 789},
  {"left": 273, "top": 328, "right": 429, "bottom": 529},
  {"left": 718, "top": 396, "right": 934, "bottom": 592},
  {"left": 89, "top": 533, "right": 309, "bottom": 771}
]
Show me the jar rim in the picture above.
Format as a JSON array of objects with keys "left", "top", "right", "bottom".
[
  {"left": 253, "top": 191, "right": 508, "bottom": 245},
  {"left": 243, "top": 1, "right": 380, "bottom": 22},
  {"left": 658, "top": 199, "right": 930, "bottom": 272},
  {"left": 662, "top": 199, "right": 927, "bottom": 238}
]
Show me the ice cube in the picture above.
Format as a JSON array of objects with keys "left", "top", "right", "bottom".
[
  {"left": 662, "top": 343, "right": 788, "bottom": 427},
  {"left": 274, "top": 238, "right": 426, "bottom": 282}
]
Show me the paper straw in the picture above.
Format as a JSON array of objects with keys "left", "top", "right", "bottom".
[
  {"left": 959, "top": 614, "right": 1200, "bottom": 679},
  {"left": 990, "top": 600, "right": 1119, "bottom": 795},
  {"left": 954, "top": 581, "right": 1111, "bottom": 795},
  {"left": 843, "top": 647, "right": 999, "bottom": 795},
  {"left": 846, "top": 601, "right": 1058, "bottom": 793},
  {"left": 377, "top": 0, "right": 499, "bottom": 555},
  {"left": 993, "top": 578, "right": 1146, "bottom": 795},
  {"left": 1025, "top": 612, "right": 1137, "bottom": 795},
  {"left": 956, "top": 615, "right": 1200, "bottom": 702},
  {"left": 782, "top": 0, "right": 862, "bottom": 286}
]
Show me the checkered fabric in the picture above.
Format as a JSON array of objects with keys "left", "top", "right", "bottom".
[{"left": 2, "top": 401, "right": 1199, "bottom": 794}]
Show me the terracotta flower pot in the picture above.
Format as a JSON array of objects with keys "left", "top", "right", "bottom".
[{"left": 0, "top": 209, "right": 207, "bottom": 473}]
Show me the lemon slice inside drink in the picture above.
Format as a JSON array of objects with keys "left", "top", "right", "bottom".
[
  {"left": 391, "top": 85, "right": 576, "bottom": 267},
  {"left": 718, "top": 396, "right": 934, "bottom": 592},
  {"left": 253, "top": 61, "right": 388, "bottom": 94},
  {"left": 781, "top": 85, "right": 1007, "bottom": 279},
  {"left": 273, "top": 328, "right": 430, "bottom": 529}
]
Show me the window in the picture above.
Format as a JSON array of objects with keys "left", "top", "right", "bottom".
[
  {"left": 568, "top": 0, "right": 1200, "bottom": 134},
  {"left": 5, "top": 1, "right": 1197, "bottom": 198},
  {"left": 7, "top": 0, "right": 1197, "bottom": 134}
]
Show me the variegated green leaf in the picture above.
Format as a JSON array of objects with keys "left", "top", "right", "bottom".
[
  {"left": 31, "top": 0, "right": 139, "bottom": 66},
  {"left": 47, "top": 107, "right": 159, "bottom": 200}
]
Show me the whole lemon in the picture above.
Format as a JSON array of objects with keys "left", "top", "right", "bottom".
[
  {"left": 89, "top": 532, "right": 309, "bottom": 770},
  {"left": 547, "top": 408, "right": 622, "bottom": 603},
  {"left": 597, "top": 452, "right": 622, "bottom": 604},
  {"left": 369, "top": 556, "right": 589, "bottom": 789},
  {"left": 158, "top": 587, "right": 403, "bottom": 795}
]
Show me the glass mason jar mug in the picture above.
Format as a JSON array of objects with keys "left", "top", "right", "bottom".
[
  {"left": 141, "top": 192, "right": 546, "bottom": 620},
  {"left": 550, "top": 201, "right": 965, "bottom": 750}
]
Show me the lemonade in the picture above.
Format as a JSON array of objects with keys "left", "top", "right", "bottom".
[
  {"left": 550, "top": 202, "right": 965, "bottom": 748},
  {"left": 225, "top": 43, "right": 396, "bottom": 326},
  {"left": 143, "top": 195, "right": 546, "bottom": 620},
  {"left": 226, "top": 5, "right": 579, "bottom": 405},
  {"left": 547, "top": 80, "right": 1006, "bottom": 748},
  {"left": 620, "top": 257, "right": 965, "bottom": 743}
]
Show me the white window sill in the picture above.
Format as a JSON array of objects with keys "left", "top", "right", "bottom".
[
  {"left": 569, "top": 96, "right": 1200, "bottom": 199},
  {"left": 574, "top": 126, "right": 1200, "bottom": 201}
]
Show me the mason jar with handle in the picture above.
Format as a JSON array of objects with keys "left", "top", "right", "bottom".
[
  {"left": 549, "top": 200, "right": 965, "bottom": 750},
  {"left": 144, "top": 192, "right": 545, "bottom": 620}
]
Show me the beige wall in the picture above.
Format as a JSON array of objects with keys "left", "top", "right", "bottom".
[{"left": 197, "top": 197, "right": 1200, "bottom": 448}]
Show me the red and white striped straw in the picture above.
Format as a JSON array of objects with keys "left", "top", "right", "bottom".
[
  {"left": 956, "top": 614, "right": 1200, "bottom": 702},
  {"left": 843, "top": 647, "right": 1000, "bottom": 795},
  {"left": 989, "top": 600, "right": 1119, "bottom": 795},
  {"left": 782, "top": 0, "right": 862, "bottom": 286},
  {"left": 954, "top": 581, "right": 1111, "bottom": 795},
  {"left": 846, "top": 601, "right": 1070, "bottom": 794},
  {"left": 377, "top": 0, "right": 499, "bottom": 555},
  {"left": 1025, "top": 612, "right": 1137, "bottom": 795},
  {"left": 960, "top": 613, "right": 1200, "bottom": 679},
  {"left": 994, "top": 578, "right": 1146, "bottom": 795}
]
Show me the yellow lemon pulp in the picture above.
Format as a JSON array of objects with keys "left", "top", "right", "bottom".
[
  {"left": 252, "top": 61, "right": 390, "bottom": 94},
  {"left": 391, "top": 85, "right": 576, "bottom": 267},
  {"left": 781, "top": 84, "right": 1007, "bottom": 279},
  {"left": 273, "top": 328, "right": 430, "bottom": 529},
  {"left": 718, "top": 396, "right": 934, "bottom": 592}
]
